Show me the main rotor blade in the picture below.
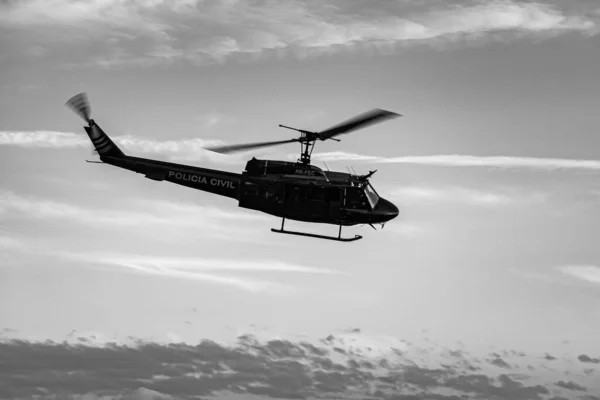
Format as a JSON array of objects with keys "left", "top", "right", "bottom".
[
  {"left": 205, "top": 138, "right": 299, "bottom": 154},
  {"left": 317, "top": 108, "right": 401, "bottom": 140},
  {"left": 65, "top": 92, "right": 92, "bottom": 123}
]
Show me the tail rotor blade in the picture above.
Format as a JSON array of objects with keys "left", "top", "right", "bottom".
[{"left": 65, "top": 92, "right": 92, "bottom": 123}]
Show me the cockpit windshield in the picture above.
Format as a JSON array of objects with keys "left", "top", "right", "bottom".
[{"left": 364, "top": 182, "right": 380, "bottom": 209}]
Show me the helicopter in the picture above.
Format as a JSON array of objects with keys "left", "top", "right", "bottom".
[{"left": 65, "top": 92, "right": 401, "bottom": 242}]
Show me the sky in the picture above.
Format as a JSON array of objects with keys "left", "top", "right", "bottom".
[{"left": 1, "top": 0, "right": 600, "bottom": 399}]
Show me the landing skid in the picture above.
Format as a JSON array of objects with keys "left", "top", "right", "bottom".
[{"left": 271, "top": 218, "right": 363, "bottom": 242}]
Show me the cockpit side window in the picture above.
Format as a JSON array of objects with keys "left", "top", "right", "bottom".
[{"left": 364, "top": 183, "right": 380, "bottom": 209}]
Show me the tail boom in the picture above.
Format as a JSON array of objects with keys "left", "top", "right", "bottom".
[
  {"left": 100, "top": 155, "right": 240, "bottom": 200},
  {"left": 66, "top": 92, "right": 238, "bottom": 200}
]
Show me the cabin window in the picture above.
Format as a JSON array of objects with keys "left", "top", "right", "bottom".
[
  {"left": 345, "top": 187, "right": 369, "bottom": 210},
  {"left": 243, "top": 181, "right": 260, "bottom": 196},
  {"left": 326, "top": 187, "right": 340, "bottom": 202},
  {"left": 285, "top": 185, "right": 302, "bottom": 202},
  {"left": 306, "top": 186, "right": 325, "bottom": 201},
  {"left": 265, "top": 183, "right": 283, "bottom": 201}
]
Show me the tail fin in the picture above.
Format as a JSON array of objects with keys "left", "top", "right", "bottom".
[
  {"left": 65, "top": 92, "right": 126, "bottom": 159},
  {"left": 84, "top": 122, "right": 125, "bottom": 158}
]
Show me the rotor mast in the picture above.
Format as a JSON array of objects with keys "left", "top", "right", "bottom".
[
  {"left": 278, "top": 125, "right": 339, "bottom": 165},
  {"left": 298, "top": 137, "right": 315, "bottom": 165}
]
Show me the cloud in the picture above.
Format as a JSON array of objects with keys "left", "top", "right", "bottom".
[
  {"left": 52, "top": 251, "right": 340, "bottom": 294},
  {"left": 83, "top": 254, "right": 341, "bottom": 275},
  {"left": 0, "top": 235, "right": 23, "bottom": 249},
  {"left": 558, "top": 265, "right": 600, "bottom": 285},
  {"left": 113, "top": 135, "right": 225, "bottom": 160},
  {"left": 311, "top": 152, "right": 600, "bottom": 172},
  {"left": 0, "top": 0, "right": 597, "bottom": 68},
  {"left": 489, "top": 355, "right": 512, "bottom": 369},
  {"left": 389, "top": 185, "right": 535, "bottom": 207},
  {"left": 578, "top": 355, "right": 600, "bottom": 364},
  {"left": 0, "top": 0, "right": 172, "bottom": 40},
  {"left": 8, "top": 131, "right": 600, "bottom": 174},
  {"left": 0, "top": 130, "right": 89, "bottom": 148},
  {"left": 556, "top": 380, "right": 587, "bottom": 392},
  {"left": 0, "top": 130, "right": 239, "bottom": 164},
  {"left": 0, "top": 189, "right": 248, "bottom": 227},
  {"left": 0, "top": 330, "right": 596, "bottom": 400},
  {"left": 0, "top": 190, "right": 275, "bottom": 245},
  {"left": 193, "top": 111, "right": 232, "bottom": 129},
  {"left": 61, "top": 255, "right": 291, "bottom": 295},
  {"left": 0, "top": 190, "right": 335, "bottom": 293},
  {"left": 0, "top": 235, "right": 26, "bottom": 265}
]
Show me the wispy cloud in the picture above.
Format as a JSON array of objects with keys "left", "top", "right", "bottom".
[
  {"left": 101, "top": 256, "right": 341, "bottom": 274},
  {"left": 114, "top": 134, "right": 235, "bottom": 163},
  {"left": 0, "top": 130, "right": 88, "bottom": 148},
  {"left": 0, "top": 235, "right": 23, "bottom": 249},
  {"left": 389, "top": 185, "right": 545, "bottom": 207},
  {"left": 0, "top": 189, "right": 333, "bottom": 293},
  {"left": 0, "top": 190, "right": 268, "bottom": 242},
  {"left": 1, "top": 0, "right": 596, "bottom": 68},
  {"left": 65, "top": 252, "right": 341, "bottom": 275},
  {"left": 7, "top": 131, "right": 600, "bottom": 173},
  {"left": 53, "top": 251, "right": 340, "bottom": 293},
  {"left": 558, "top": 265, "right": 600, "bottom": 285},
  {"left": 0, "top": 130, "right": 241, "bottom": 164},
  {"left": 56, "top": 251, "right": 316, "bottom": 294},
  {"left": 193, "top": 111, "right": 232, "bottom": 129},
  {"left": 312, "top": 151, "right": 600, "bottom": 172}
]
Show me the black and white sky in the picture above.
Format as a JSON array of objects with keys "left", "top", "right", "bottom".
[{"left": 1, "top": 0, "right": 600, "bottom": 399}]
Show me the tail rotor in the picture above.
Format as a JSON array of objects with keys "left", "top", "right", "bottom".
[
  {"left": 64, "top": 92, "right": 125, "bottom": 159},
  {"left": 65, "top": 92, "right": 93, "bottom": 125}
]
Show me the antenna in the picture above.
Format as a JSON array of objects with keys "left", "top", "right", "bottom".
[{"left": 323, "top": 161, "right": 330, "bottom": 171}]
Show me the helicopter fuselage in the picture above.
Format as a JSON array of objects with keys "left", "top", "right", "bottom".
[{"left": 98, "top": 154, "right": 399, "bottom": 227}]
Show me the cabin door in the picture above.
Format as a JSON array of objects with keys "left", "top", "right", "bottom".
[
  {"left": 283, "top": 183, "right": 302, "bottom": 218},
  {"left": 239, "top": 180, "right": 262, "bottom": 210},
  {"left": 327, "top": 187, "right": 342, "bottom": 220},
  {"left": 239, "top": 179, "right": 283, "bottom": 214},
  {"left": 265, "top": 181, "right": 284, "bottom": 214}
]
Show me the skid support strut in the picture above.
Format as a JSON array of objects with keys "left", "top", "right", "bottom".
[{"left": 271, "top": 218, "right": 362, "bottom": 242}]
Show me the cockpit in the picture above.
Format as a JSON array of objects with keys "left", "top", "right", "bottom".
[
  {"left": 345, "top": 181, "right": 380, "bottom": 211},
  {"left": 344, "top": 180, "right": 398, "bottom": 223}
]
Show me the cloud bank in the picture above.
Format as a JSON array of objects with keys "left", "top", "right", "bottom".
[
  {"left": 0, "top": 330, "right": 597, "bottom": 400},
  {"left": 1, "top": 0, "right": 597, "bottom": 67}
]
